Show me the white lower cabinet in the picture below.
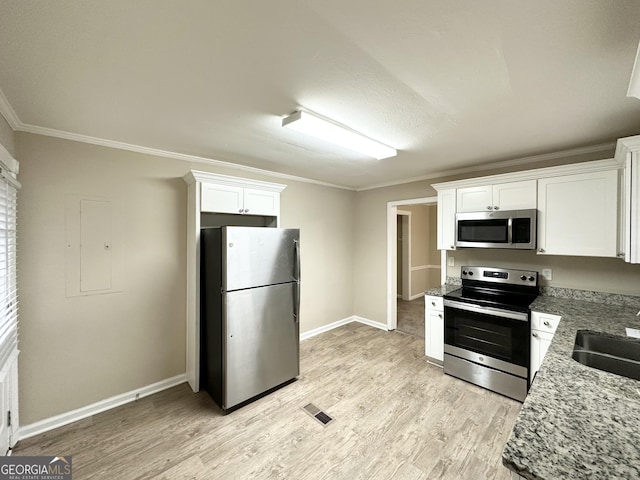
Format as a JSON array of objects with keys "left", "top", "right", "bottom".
[
  {"left": 425, "top": 295, "right": 444, "bottom": 364},
  {"left": 530, "top": 311, "right": 561, "bottom": 383}
]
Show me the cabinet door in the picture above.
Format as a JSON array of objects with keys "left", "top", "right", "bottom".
[
  {"left": 537, "top": 169, "right": 618, "bottom": 257},
  {"left": 201, "top": 183, "right": 244, "bottom": 214},
  {"left": 492, "top": 180, "right": 536, "bottom": 210},
  {"left": 437, "top": 189, "right": 457, "bottom": 250},
  {"left": 456, "top": 185, "right": 492, "bottom": 213},
  {"left": 427, "top": 311, "right": 444, "bottom": 362},
  {"left": 243, "top": 188, "right": 280, "bottom": 216},
  {"left": 625, "top": 152, "right": 640, "bottom": 263},
  {"left": 425, "top": 296, "right": 444, "bottom": 362},
  {"left": 530, "top": 329, "right": 554, "bottom": 384}
]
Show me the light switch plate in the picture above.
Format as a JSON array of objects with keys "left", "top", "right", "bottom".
[{"left": 541, "top": 268, "right": 553, "bottom": 281}]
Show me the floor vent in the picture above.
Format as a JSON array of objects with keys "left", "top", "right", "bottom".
[{"left": 302, "top": 403, "right": 334, "bottom": 426}]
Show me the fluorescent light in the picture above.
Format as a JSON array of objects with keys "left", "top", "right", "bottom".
[{"left": 282, "top": 110, "right": 397, "bottom": 160}]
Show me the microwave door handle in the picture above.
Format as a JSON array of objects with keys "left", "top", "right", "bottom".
[{"left": 507, "top": 217, "right": 513, "bottom": 244}]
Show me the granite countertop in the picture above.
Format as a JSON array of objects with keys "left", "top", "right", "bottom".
[
  {"left": 502, "top": 296, "right": 640, "bottom": 479},
  {"left": 425, "top": 284, "right": 460, "bottom": 296}
]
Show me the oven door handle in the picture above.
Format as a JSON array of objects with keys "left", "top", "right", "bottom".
[{"left": 444, "top": 299, "right": 529, "bottom": 322}]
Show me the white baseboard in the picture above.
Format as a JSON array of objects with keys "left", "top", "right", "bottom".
[
  {"left": 20, "top": 317, "right": 390, "bottom": 440},
  {"left": 300, "top": 315, "right": 388, "bottom": 341},
  {"left": 19, "top": 373, "right": 187, "bottom": 441},
  {"left": 409, "top": 292, "right": 425, "bottom": 301},
  {"left": 351, "top": 316, "right": 388, "bottom": 331}
]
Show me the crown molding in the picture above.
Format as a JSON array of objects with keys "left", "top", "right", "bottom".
[
  {"left": 183, "top": 170, "right": 286, "bottom": 192},
  {"left": 357, "top": 142, "right": 616, "bottom": 191},
  {"left": 15, "top": 122, "right": 354, "bottom": 190},
  {"left": 0, "top": 88, "right": 21, "bottom": 130},
  {"left": 615, "top": 134, "right": 640, "bottom": 162},
  {"left": 431, "top": 158, "right": 620, "bottom": 191}
]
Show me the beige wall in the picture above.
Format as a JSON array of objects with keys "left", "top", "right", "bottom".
[
  {"left": 279, "top": 179, "right": 355, "bottom": 332},
  {"left": 0, "top": 115, "right": 14, "bottom": 156},
  {"left": 16, "top": 132, "right": 355, "bottom": 425},
  {"left": 397, "top": 204, "right": 440, "bottom": 297},
  {"left": 447, "top": 249, "right": 640, "bottom": 296},
  {"left": 354, "top": 182, "right": 437, "bottom": 323}
]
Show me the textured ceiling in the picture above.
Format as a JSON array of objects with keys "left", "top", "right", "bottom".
[{"left": 1, "top": 0, "right": 640, "bottom": 189}]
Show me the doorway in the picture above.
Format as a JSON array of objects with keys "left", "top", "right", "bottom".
[
  {"left": 396, "top": 210, "right": 410, "bottom": 301},
  {"left": 386, "top": 197, "right": 444, "bottom": 333}
]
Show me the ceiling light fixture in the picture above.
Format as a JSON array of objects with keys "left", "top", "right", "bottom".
[
  {"left": 628, "top": 40, "right": 640, "bottom": 99},
  {"left": 282, "top": 109, "right": 397, "bottom": 160}
]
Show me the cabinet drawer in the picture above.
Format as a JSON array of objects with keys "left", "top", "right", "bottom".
[
  {"left": 425, "top": 295, "right": 443, "bottom": 311},
  {"left": 531, "top": 311, "right": 561, "bottom": 333}
]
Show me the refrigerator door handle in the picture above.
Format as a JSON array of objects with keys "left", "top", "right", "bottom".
[
  {"left": 294, "top": 239, "right": 301, "bottom": 283},
  {"left": 294, "top": 239, "right": 301, "bottom": 323}
]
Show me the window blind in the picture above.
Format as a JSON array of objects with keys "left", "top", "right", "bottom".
[{"left": 0, "top": 169, "right": 18, "bottom": 368}]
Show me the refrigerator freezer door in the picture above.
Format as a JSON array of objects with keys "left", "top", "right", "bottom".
[
  {"left": 223, "top": 282, "right": 299, "bottom": 409},
  {"left": 223, "top": 227, "right": 300, "bottom": 291}
]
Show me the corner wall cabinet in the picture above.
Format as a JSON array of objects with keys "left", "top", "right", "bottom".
[
  {"left": 456, "top": 180, "right": 536, "bottom": 213},
  {"left": 425, "top": 294, "right": 444, "bottom": 364},
  {"left": 183, "top": 171, "right": 286, "bottom": 392},
  {"left": 530, "top": 312, "right": 561, "bottom": 384},
  {"left": 615, "top": 135, "right": 640, "bottom": 263}
]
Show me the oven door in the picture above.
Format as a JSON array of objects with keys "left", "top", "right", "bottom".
[{"left": 444, "top": 300, "right": 530, "bottom": 375}]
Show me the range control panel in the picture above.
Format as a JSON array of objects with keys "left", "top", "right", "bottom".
[{"left": 460, "top": 266, "right": 538, "bottom": 286}]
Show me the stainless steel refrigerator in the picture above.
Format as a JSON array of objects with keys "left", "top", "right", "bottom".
[{"left": 200, "top": 226, "right": 300, "bottom": 412}]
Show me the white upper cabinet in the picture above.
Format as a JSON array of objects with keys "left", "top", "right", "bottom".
[
  {"left": 243, "top": 187, "right": 281, "bottom": 216},
  {"left": 437, "top": 188, "right": 456, "bottom": 250},
  {"left": 201, "top": 180, "right": 281, "bottom": 216},
  {"left": 615, "top": 135, "right": 640, "bottom": 263},
  {"left": 537, "top": 169, "right": 618, "bottom": 257},
  {"left": 456, "top": 185, "right": 492, "bottom": 212},
  {"left": 201, "top": 183, "right": 244, "bottom": 214},
  {"left": 456, "top": 180, "right": 536, "bottom": 212}
]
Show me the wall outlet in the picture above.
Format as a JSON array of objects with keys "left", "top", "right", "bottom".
[
  {"left": 541, "top": 268, "right": 553, "bottom": 281},
  {"left": 447, "top": 256, "right": 455, "bottom": 267}
]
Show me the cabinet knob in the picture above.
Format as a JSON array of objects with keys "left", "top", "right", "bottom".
[
  {"left": 450, "top": 245, "right": 455, "bottom": 250},
  {"left": 532, "top": 332, "right": 539, "bottom": 338},
  {"left": 238, "top": 209, "right": 243, "bottom": 213},
  {"left": 431, "top": 302, "right": 436, "bottom": 307},
  {"left": 438, "top": 314, "right": 442, "bottom": 319},
  {"left": 543, "top": 321, "right": 551, "bottom": 327},
  {"left": 493, "top": 206, "right": 499, "bottom": 210},
  {"left": 244, "top": 208, "right": 249, "bottom": 213},
  {"left": 538, "top": 248, "right": 545, "bottom": 253},
  {"left": 487, "top": 206, "right": 492, "bottom": 210},
  {"left": 617, "top": 252, "right": 625, "bottom": 258}
]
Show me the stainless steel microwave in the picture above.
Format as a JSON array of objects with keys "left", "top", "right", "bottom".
[{"left": 455, "top": 209, "right": 537, "bottom": 249}]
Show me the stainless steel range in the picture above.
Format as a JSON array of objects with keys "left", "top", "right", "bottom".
[{"left": 443, "top": 266, "right": 539, "bottom": 402}]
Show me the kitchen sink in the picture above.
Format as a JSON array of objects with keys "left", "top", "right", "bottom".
[{"left": 572, "top": 330, "right": 640, "bottom": 381}]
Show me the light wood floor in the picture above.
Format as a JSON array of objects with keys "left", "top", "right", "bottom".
[
  {"left": 13, "top": 323, "right": 521, "bottom": 479},
  {"left": 397, "top": 296, "right": 425, "bottom": 338}
]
